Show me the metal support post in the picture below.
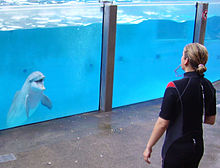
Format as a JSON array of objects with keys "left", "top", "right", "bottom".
[
  {"left": 193, "top": 2, "right": 209, "bottom": 45},
  {"left": 99, "top": 3, "right": 117, "bottom": 112}
]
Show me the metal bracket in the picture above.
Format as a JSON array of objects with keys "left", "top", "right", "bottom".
[
  {"left": 99, "top": 3, "right": 117, "bottom": 112},
  {"left": 193, "top": 2, "right": 209, "bottom": 45}
]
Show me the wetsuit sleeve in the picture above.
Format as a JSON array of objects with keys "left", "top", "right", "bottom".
[
  {"left": 159, "top": 82, "right": 178, "bottom": 120},
  {"left": 206, "top": 88, "right": 216, "bottom": 116}
]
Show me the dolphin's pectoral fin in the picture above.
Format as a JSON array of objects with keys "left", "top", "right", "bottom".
[
  {"left": 41, "top": 95, "right": 52, "bottom": 109},
  {"left": 25, "top": 95, "right": 30, "bottom": 118}
]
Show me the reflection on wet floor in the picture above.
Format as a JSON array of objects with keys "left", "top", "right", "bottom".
[
  {"left": 0, "top": 81, "right": 219, "bottom": 168},
  {"left": 96, "top": 112, "right": 112, "bottom": 134}
]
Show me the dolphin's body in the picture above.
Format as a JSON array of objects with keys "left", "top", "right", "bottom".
[{"left": 7, "top": 71, "right": 52, "bottom": 126}]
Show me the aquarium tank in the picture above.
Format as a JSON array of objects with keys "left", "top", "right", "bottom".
[{"left": 0, "top": 0, "right": 219, "bottom": 130}]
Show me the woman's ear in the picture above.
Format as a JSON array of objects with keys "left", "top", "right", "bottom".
[{"left": 184, "top": 57, "right": 190, "bottom": 66}]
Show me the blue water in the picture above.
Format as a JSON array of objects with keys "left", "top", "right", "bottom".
[
  {"left": 112, "top": 3, "right": 220, "bottom": 108},
  {"left": 1, "top": 0, "right": 220, "bottom": 6},
  {"left": 113, "top": 17, "right": 220, "bottom": 107},
  {"left": 113, "top": 19, "right": 194, "bottom": 107},
  {"left": 204, "top": 4, "right": 220, "bottom": 83},
  {"left": 0, "top": 24, "right": 102, "bottom": 129},
  {"left": 0, "top": 2, "right": 219, "bottom": 129}
]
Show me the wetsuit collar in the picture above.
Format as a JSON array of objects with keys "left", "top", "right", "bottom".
[{"left": 184, "top": 71, "right": 204, "bottom": 78}]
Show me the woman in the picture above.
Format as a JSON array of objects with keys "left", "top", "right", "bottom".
[{"left": 143, "top": 43, "right": 216, "bottom": 168}]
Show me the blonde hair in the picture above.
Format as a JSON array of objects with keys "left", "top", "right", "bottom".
[{"left": 183, "top": 43, "right": 208, "bottom": 75}]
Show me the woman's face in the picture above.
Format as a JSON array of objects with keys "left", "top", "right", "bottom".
[{"left": 181, "top": 50, "right": 186, "bottom": 70}]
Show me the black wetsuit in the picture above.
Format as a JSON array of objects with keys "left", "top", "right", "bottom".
[{"left": 159, "top": 72, "right": 216, "bottom": 168}]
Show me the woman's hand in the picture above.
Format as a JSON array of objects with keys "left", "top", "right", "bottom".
[
  {"left": 143, "top": 147, "right": 152, "bottom": 164},
  {"left": 143, "top": 117, "right": 169, "bottom": 164}
]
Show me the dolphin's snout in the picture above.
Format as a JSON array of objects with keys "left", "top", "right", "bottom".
[
  {"left": 30, "top": 76, "right": 46, "bottom": 92},
  {"left": 41, "top": 85, "right": 46, "bottom": 90},
  {"left": 36, "top": 81, "right": 46, "bottom": 91}
]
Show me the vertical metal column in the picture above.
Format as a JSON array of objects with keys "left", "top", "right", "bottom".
[
  {"left": 99, "top": 3, "right": 117, "bottom": 112},
  {"left": 193, "top": 2, "right": 208, "bottom": 45}
]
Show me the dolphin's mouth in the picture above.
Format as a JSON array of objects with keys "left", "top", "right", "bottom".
[
  {"left": 34, "top": 78, "right": 45, "bottom": 90},
  {"left": 35, "top": 79, "right": 43, "bottom": 83}
]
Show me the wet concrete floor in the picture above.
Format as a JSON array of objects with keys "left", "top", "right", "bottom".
[{"left": 0, "top": 81, "right": 220, "bottom": 168}]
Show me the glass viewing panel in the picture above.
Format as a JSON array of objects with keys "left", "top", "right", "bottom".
[
  {"left": 0, "top": 4, "right": 102, "bottom": 130},
  {"left": 113, "top": 2, "right": 196, "bottom": 107},
  {"left": 204, "top": 2, "right": 220, "bottom": 82}
]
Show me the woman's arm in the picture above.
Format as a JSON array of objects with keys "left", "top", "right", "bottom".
[
  {"left": 204, "top": 115, "right": 216, "bottom": 125},
  {"left": 143, "top": 117, "right": 169, "bottom": 164}
]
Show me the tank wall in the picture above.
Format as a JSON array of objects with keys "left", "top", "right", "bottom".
[
  {"left": 0, "top": 5, "right": 102, "bottom": 129},
  {"left": 204, "top": 3, "right": 220, "bottom": 82},
  {"left": 113, "top": 4, "right": 195, "bottom": 107},
  {"left": 0, "top": 2, "right": 219, "bottom": 129}
]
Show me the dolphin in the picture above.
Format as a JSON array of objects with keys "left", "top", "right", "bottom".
[{"left": 7, "top": 71, "right": 52, "bottom": 126}]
